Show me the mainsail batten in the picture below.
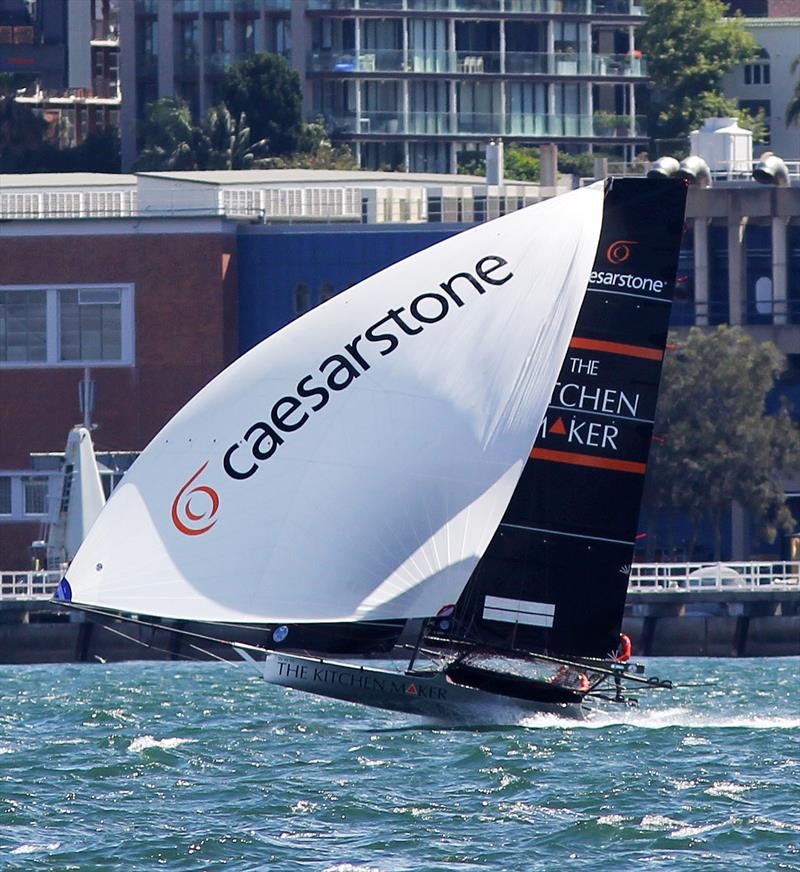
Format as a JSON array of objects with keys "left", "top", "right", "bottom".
[
  {"left": 455, "top": 178, "right": 688, "bottom": 659},
  {"left": 62, "top": 184, "right": 605, "bottom": 624}
]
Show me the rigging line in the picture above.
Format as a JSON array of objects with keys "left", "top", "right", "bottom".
[
  {"left": 53, "top": 600, "right": 269, "bottom": 654},
  {"left": 586, "top": 287, "right": 672, "bottom": 304},
  {"left": 98, "top": 622, "right": 206, "bottom": 662},
  {"left": 545, "top": 404, "right": 655, "bottom": 425},
  {"left": 499, "top": 522, "right": 635, "bottom": 547}
]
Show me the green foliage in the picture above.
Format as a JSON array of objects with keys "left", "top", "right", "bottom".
[
  {"left": 646, "top": 326, "right": 800, "bottom": 558},
  {"left": 134, "top": 97, "right": 201, "bottom": 171},
  {"left": 0, "top": 96, "right": 49, "bottom": 171},
  {"left": 458, "top": 145, "right": 616, "bottom": 182},
  {"left": 200, "top": 105, "right": 269, "bottom": 170},
  {"left": 640, "top": 0, "right": 760, "bottom": 142},
  {"left": 262, "top": 119, "right": 358, "bottom": 170},
  {"left": 788, "top": 56, "right": 800, "bottom": 127},
  {"left": 221, "top": 53, "right": 303, "bottom": 157},
  {"left": 0, "top": 95, "right": 121, "bottom": 173},
  {"left": 504, "top": 146, "right": 541, "bottom": 182},
  {"left": 134, "top": 99, "right": 346, "bottom": 172}
]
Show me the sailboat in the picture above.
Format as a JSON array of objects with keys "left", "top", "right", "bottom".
[{"left": 55, "top": 177, "right": 687, "bottom": 720}]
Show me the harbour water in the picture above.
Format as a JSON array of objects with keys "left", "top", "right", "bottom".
[{"left": 1, "top": 657, "right": 798, "bottom": 871}]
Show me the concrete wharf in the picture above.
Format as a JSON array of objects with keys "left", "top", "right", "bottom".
[{"left": 1, "top": 563, "right": 798, "bottom": 663}]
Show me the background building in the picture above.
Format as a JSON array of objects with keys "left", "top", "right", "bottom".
[
  {"left": 7, "top": 0, "right": 120, "bottom": 147},
  {"left": 721, "top": 1, "right": 800, "bottom": 159},
  {"left": 120, "top": 0, "right": 648, "bottom": 172},
  {"left": 0, "top": 156, "right": 799, "bottom": 567}
]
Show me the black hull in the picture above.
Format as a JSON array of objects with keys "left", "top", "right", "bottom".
[{"left": 444, "top": 661, "right": 584, "bottom": 705}]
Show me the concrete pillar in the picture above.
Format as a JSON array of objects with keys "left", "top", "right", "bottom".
[
  {"left": 728, "top": 215, "right": 746, "bottom": 326},
  {"left": 772, "top": 214, "right": 788, "bottom": 326},
  {"left": 67, "top": 0, "right": 92, "bottom": 89},
  {"left": 197, "top": 0, "right": 207, "bottom": 116},
  {"left": 255, "top": 8, "right": 267, "bottom": 53},
  {"left": 157, "top": 0, "right": 175, "bottom": 98},
  {"left": 353, "top": 15, "right": 362, "bottom": 130},
  {"left": 290, "top": 0, "right": 311, "bottom": 116},
  {"left": 118, "top": 0, "right": 138, "bottom": 170},
  {"left": 731, "top": 501, "right": 747, "bottom": 561},
  {"left": 693, "top": 219, "right": 709, "bottom": 326},
  {"left": 540, "top": 143, "right": 558, "bottom": 189},
  {"left": 629, "top": 81, "right": 636, "bottom": 137}
]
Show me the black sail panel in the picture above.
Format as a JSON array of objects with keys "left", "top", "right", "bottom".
[{"left": 455, "top": 177, "right": 688, "bottom": 658}]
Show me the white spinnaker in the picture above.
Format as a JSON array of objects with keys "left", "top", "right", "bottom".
[{"left": 64, "top": 184, "right": 604, "bottom": 623}]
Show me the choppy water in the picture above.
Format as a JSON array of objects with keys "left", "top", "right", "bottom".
[{"left": 0, "top": 657, "right": 798, "bottom": 871}]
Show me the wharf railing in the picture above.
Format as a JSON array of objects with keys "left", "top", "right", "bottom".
[
  {"left": 0, "top": 571, "right": 62, "bottom": 601},
  {"left": 628, "top": 562, "right": 800, "bottom": 592},
  {"left": 2, "top": 563, "right": 799, "bottom": 603}
]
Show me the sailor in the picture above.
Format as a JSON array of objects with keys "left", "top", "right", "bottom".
[
  {"left": 551, "top": 665, "right": 590, "bottom": 692},
  {"left": 613, "top": 633, "right": 632, "bottom": 701}
]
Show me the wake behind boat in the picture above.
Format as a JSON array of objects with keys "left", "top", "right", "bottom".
[{"left": 55, "top": 177, "right": 687, "bottom": 721}]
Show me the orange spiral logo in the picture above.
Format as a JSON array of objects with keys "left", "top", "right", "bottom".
[
  {"left": 171, "top": 462, "right": 220, "bottom": 536},
  {"left": 606, "top": 239, "right": 637, "bottom": 265}
]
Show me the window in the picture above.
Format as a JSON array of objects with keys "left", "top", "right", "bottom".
[
  {"left": 0, "top": 285, "right": 133, "bottom": 368},
  {"left": 23, "top": 477, "right": 48, "bottom": 515},
  {"left": 0, "top": 478, "right": 10, "bottom": 515},
  {"left": 60, "top": 288, "right": 123, "bottom": 361},
  {"left": 0, "top": 290, "right": 47, "bottom": 362},
  {"left": 744, "top": 49, "right": 770, "bottom": 86}
]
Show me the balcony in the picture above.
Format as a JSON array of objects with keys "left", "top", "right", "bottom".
[
  {"left": 306, "top": 0, "right": 643, "bottom": 14},
  {"left": 205, "top": 50, "right": 232, "bottom": 74},
  {"left": 328, "top": 111, "right": 646, "bottom": 137},
  {"left": 91, "top": 20, "right": 119, "bottom": 42},
  {"left": 309, "top": 49, "right": 646, "bottom": 77},
  {"left": 308, "top": 49, "right": 647, "bottom": 78}
]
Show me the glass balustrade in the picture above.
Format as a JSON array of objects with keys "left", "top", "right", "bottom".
[
  {"left": 306, "top": 0, "right": 641, "bottom": 14},
  {"left": 309, "top": 49, "right": 646, "bottom": 76},
  {"left": 327, "top": 111, "right": 646, "bottom": 137}
]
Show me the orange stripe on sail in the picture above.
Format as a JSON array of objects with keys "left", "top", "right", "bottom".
[
  {"left": 569, "top": 337, "right": 663, "bottom": 361},
  {"left": 530, "top": 447, "right": 647, "bottom": 475}
]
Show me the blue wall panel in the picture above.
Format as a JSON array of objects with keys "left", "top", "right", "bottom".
[{"left": 237, "top": 224, "right": 465, "bottom": 353}]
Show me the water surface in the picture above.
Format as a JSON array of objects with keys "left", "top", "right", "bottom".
[{"left": 0, "top": 657, "right": 798, "bottom": 870}]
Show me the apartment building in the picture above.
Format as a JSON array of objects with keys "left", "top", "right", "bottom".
[
  {"left": 10, "top": 0, "right": 121, "bottom": 146},
  {"left": 721, "top": 9, "right": 800, "bottom": 160},
  {"left": 120, "top": 0, "right": 648, "bottom": 172}
]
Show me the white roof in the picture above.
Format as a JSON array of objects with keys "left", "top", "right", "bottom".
[
  {"left": 137, "top": 169, "right": 539, "bottom": 188},
  {"left": 0, "top": 173, "right": 137, "bottom": 189}
]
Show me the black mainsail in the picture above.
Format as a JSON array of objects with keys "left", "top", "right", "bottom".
[{"left": 453, "top": 178, "right": 687, "bottom": 659}]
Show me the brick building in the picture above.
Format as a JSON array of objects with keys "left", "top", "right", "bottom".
[{"left": 0, "top": 215, "right": 238, "bottom": 564}]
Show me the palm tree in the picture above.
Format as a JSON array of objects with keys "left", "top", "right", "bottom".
[
  {"left": 788, "top": 56, "right": 800, "bottom": 127},
  {"left": 133, "top": 97, "right": 202, "bottom": 171},
  {"left": 201, "top": 106, "right": 269, "bottom": 170}
]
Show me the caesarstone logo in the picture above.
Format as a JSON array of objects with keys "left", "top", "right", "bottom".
[
  {"left": 606, "top": 239, "right": 637, "bottom": 265},
  {"left": 171, "top": 462, "right": 220, "bottom": 536},
  {"left": 222, "top": 254, "right": 513, "bottom": 482}
]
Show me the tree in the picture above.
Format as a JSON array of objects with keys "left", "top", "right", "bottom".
[
  {"left": 221, "top": 53, "right": 304, "bottom": 156},
  {"left": 788, "top": 56, "right": 800, "bottom": 127},
  {"left": 645, "top": 327, "right": 800, "bottom": 559},
  {"left": 640, "top": 0, "right": 760, "bottom": 143},
  {"left": 134, "top": 99, "right": 272, "bottom": 171},
  {"left": 200, "top": 105, "right": 269, "bottom": 170},
  {"left": 0, "top": 95, "right": 49, "bottom": 171},
  {"left": 259, "top": 119, "right": 357, "bottom": 170}
]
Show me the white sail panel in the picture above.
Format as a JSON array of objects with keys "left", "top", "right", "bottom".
[{"left": 63, "top": 184, "right": 604, "bottom": 623}]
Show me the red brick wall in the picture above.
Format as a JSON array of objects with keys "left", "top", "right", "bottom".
[{"left": 0, "top": 228, "right": 238, "bottom": 567}]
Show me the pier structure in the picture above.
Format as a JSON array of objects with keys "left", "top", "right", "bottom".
[{"left": 1, "top": 563, "right": 798, "bottom": 663}]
